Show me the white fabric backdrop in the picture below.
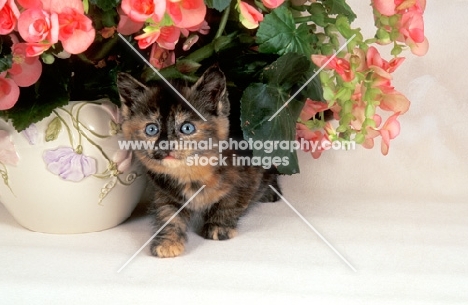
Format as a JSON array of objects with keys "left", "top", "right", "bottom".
[{"left": 1, "top": 1, "right": 468, "bottom": 304}]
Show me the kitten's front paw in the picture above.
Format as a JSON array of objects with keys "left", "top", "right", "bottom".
[
  {"left": 202, "top": 224, "right": 238, "bottom": 241},
  {"left": 151, "top": 240, "right": 185, "bottom": 258}
]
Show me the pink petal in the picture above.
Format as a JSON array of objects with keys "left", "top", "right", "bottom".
[
  {"left": 61, "top": 27, "right": 96, "bottom": 54},
  {"left": 262, "top": 0, "right": 284, "bottom": 9},
  {"left": 409, "top": 36, "right": 429, "bottom": 56},
  {"left": 362, "top": 137, "right": 375, "bottom": 149},
  {"left": 0, "top": 130, "right": 20, "bottom": 166},
  {"left": 0, "top": 76, "right": 20, "bottom": 110},
  {"left": 380, "top": 90, "right": 410, "bottom": 114},
  {"left": 311, "top": 54, "right": 328, "bottom": 68},
  {"left": 382, "top": 112, "right": 401, "bottom": 139},
  {"left": 9, "top": 44, "right": 43, "bottom": 87},
  {"left": 156, "top": 26, "right": 180, "bottom": 50},
  {"left": 135, "top": 29, "right": 160, "bottom": 49},
  {"left": 372, "top": 0, "right": 396, "bottom": 16},
  {"left": 117, "top": 14, "right": 144, "bottom": 35},
  {"left": 300, "top": 99, "right": 329, "bottom": 122},
  {"left": 16, "top": 0, "right": 41, "bottom": 8},
  {"left": 170, "top": 0, "right": 207, "bottom": 29},
  {"left": 121, "top": 0, "right": 165, "bottom": 23},
  {"left": 380, "top": 129, "right": 390, "bottom": 155},
  {"left": 0, "top": 0, "right": 20, "bottom": 35},
  {"left": 42, "top": 0, "right": 84, "bottom": 14}
]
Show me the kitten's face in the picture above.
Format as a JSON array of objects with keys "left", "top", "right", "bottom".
[{"left": 117, "top": 67, "right": 229, "bottom": 170}]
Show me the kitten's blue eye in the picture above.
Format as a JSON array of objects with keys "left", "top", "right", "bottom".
[
  {"left": 180, "top": 122, "right": 196, "bottom": 135},
  {"left": 145, "top": 124, "right": 159, "bottom": 136}
]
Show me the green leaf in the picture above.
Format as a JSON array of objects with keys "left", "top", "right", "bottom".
[
  {"left": 45, "top": 117, "right": 62, "bottom": 142},
  {"left": 241, "top": 84, "right": 303, "bottom": 175},
  {"left": 262, "top": 52, "right": 311, "bottom": 90},
  {"left": 204, "top": 0, "right": 231, "bottom": 11},
  {"left": 89, "top": 0, "right": 120, "bottom": 11},
  {"left": 240, "top": 54, "right": 319, "bottom": 174},
  {"left": 256, "top": 6, "right": 314, "bottom": 56},
  {"left": 0, "top": 55, "right": 12, "bottom": 72},
  {"left": 321, "top": 0, "right": 357, "bottom": 22}
]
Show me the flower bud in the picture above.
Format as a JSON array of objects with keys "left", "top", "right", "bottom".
[{"left": 41, "top": 52, "right": 55, "bottom": 64}]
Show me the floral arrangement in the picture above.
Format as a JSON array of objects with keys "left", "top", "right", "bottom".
[{"left": 0, "top": 0, "right": 427, "bottom": 174}]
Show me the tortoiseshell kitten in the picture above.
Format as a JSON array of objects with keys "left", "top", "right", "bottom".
[{"left": 117, "top": 66, "right": 281, "bottom": 258}]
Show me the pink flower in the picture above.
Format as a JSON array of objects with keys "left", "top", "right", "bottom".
[
  {"left": 8, "top": 43, "right": 43, "bottom": 87},
  {"left": 17, "top": 7, "right": 59, "bottom": 45},
  {"left": 0, "top": 73, "right": 20, "bottom": 110},
  {"left": 237, "top": 1, "right": 263, "bottom": 30},
  {"left": 366, "top": 46, "right": 405, "bottom": 76},
  {"left": 166, "top": 0, "right": 206, "bottom": 29},
  {"left": 299, "top": 99, "right": 329, "bottom": 122},
  {"left": 149, "top": 44, "right": 175, "bottom": 69},
  {"left": 397, "top": 9, "right": 428, "bottom": 56},
  {"left": 373, "top": 0, "right": 428, "bottom": 56},
  {"left": 312, "top": 55, "right": 354, "bottom": 82},
  {"left": 0, "top": 0, "right": 20, "bottom": 35},
  {"left": 379, "top": 112, "right": 400, "bottom": 155},
  {"left": 362, "top": 113, "right": 401, "bottom": 155},
  {"left": 135, "top": 26, "right": 180, "bottom": 50},
  {"left": 261, "top": 0, "right": 284, "bottom": 9},
  {"left": 36, "top": 0, "right": 97, "bottom": 55},
  {"left": 296, "top": 123, "right": 326, "bottom": 159},
  {"left": 0, "top": 130, "right": 19, "bottom": 166},
  {"left": 121, "top": 0, "right": 166, "bottom": 23}
]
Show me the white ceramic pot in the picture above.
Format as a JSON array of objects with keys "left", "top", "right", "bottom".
[{"left": 0, "top": 100, "right": 146, "bottom": 233}]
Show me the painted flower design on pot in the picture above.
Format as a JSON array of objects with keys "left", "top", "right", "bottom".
[
  {"left": 0, "top": 130, "right": 19, "bottom": 166},
  {"left": 0, "top": 129, "right": 19, "bottom": 192},
  {"left": 43, "top": 147, "right": 97, "bottom": 182}
]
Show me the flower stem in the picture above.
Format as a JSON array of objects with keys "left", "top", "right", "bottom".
[
  {"left": 142, "top": 32, "right": 237, "bottom": 82},
  {"left": 93, "top": 34, "right": 120, "bottom": 61},
  {"left": 215, "top": 5, "right": 231, "bottom": 39}
]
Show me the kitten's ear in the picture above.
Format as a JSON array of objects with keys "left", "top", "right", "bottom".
[
  {"left": 191, "top": 65, "right": 229, "bottom": 115},
  {"left": 116, "top": 72, "right": 148, "bottom": 107}
]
